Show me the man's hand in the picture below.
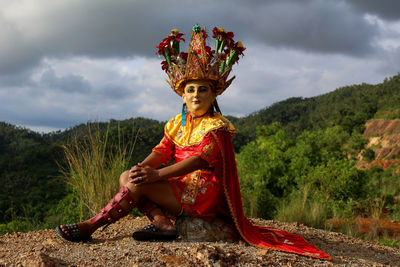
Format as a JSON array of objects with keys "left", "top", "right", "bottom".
[{"left": 129, "top": 163, "right": 161, "bottom": 186}]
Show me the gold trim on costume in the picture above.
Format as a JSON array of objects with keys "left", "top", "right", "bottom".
[
  {"left": 165, "top": 113, "right": 236, "bottom": 148},
  {"left": 181, "top": 171, "right": 201, "bottom": 204},
  {"left": 193, "top": 152, "right": 211, "bottom": 163},
  {"left": 170, "top": 180, "right": 197, "bottom": 217},
  {"left": 202, "top": 139, "right": 215, "bottom": 156}
]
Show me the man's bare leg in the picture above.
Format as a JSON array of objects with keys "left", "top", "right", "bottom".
[
  {"left": 58, "top": 171, "right": 181, "bottom": 240},
  {"left": 120, "top": 170, "right": 181, "bottom": 231}
]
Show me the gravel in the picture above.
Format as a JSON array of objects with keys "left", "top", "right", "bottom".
[{"left": 1, "top": 216, "right": 399, "bottom": 266}]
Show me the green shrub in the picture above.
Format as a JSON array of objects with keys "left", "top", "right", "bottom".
[
  {"left": 362, "top": 148, "right": 375, "bottom": 161},
  {"left": 237, "top": 122, "right": 293, "bottom": 219},
  {"left": 45, "top": 192, "right": 81, "bottom": 226},
  {"left": 374, "top": 238, "right": 400, "bottom": 249},
  {"left": 0, "top": 217, "right": 40, "bottom": 235}
]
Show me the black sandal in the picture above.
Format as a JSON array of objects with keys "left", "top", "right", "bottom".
[
  {"left": 132, "top": 224, "right": 179, "bottom": 241},
  {"left": 56, "top": 224, "right": 93, "bottom": 243}
]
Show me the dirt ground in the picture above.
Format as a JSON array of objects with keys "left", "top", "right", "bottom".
[{"left": 1, "top": 216, "right": 399, "bottom": 266}]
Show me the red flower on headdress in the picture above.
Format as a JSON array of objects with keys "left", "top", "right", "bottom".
[
  {"left": 161, "top": 60, "right": 169, "bottom": 71},
  {"left": 171, "top": 32, "right": 185, "bottom": 44},
  {"left": 233, "top": 41, "right": 246, "bottom": 56},
  {"left": 228, "top": 41, "right": 246, "bottom": 66},
  {"left": 156, "top": 32, "right": 185, "bottom": 55},
  {"left": 218, "top": 52, "right": 227, "bottom": 61},
  {"left": 205, "top": 45, "right": 215, "bottom": 58},
  {"left": 212, "top": 27, "right": 234, "bottom": 41},
  {"left": 179, "top": 52, "right": 188, "bottom": 61},
  {"left": 156, "top": 38, "right": 170, "bottom": 55}
]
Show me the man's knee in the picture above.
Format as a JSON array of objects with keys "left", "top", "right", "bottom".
[
  {"left": 119, "top": 170, "right": 130, "bottom": 187},
  {"left": 120, "top": 171, "right": 141, "bottom": 194}
]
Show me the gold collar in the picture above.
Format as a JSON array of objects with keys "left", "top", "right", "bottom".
[{"left": 165, "top": 113, "right": 236, "bottom": 148}]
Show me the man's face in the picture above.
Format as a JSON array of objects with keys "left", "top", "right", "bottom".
[{"left": 182, "top": 80, "right": 215, "bottom": 117}]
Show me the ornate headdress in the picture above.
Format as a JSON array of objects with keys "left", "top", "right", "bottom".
[{"left": 157, "top": 25, "right": 245, "bottom": 96}]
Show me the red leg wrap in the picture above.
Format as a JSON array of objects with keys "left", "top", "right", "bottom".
[
  {"left": 137, "top": 200, "right": 159, "bottom": 221},
  {"left": 90, "top": 186, "right": 135, "bottom": 224}
]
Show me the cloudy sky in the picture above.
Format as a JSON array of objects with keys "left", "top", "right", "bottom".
[{"left": 1, "top": 0, "right": 400, "bottom": 133}]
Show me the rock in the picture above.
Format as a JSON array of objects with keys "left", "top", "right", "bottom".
[
  {"left": 21, "top": 252, "right": 56, "bottom": 267},
  {"left": 175, "top": 216, "right": 239, "bottom": 242},
  {"left": 160, "top": 254, "right": 188, "bottom": 266},
  {"left": 190, "top": 244, "right": 241, "bottom": 266}
]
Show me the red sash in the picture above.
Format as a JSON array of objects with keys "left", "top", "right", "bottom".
[{"left": 214, "top": 132, "right": 332, "bottom": 261}]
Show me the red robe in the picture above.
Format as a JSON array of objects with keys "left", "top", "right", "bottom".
[{"left": 153, "top": 113, "right": 332, "bottom": 261}]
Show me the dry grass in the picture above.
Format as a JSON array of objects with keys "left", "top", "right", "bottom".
[
  {"left": 276, "top": 183, "right": 328, "bottom": 229},
  {"left": 60, "top": 123, "right": 136, "bottom": 220}
]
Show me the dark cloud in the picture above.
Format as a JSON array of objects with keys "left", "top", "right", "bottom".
[
  {"left": 36, "top": 65, "right": 132, "bottom": 101},
  {"left": 238, "top": 0, "right": 378, "bottom": 56},
  {"left": 0, "top": 14, "right": 43, "bottom": 74},
  {"left": 346, "top": 0, "right": 400, "bottom": 21},
  {"left": 0, "top": 0, "right": 382, "bottom": 76},
  {"left": 40, "top": 68, "right": 92, "bottom": 93},
  {"left": 0, "top": 70, "right": 34, "bottom": 87},
  {"left": 0, "top": 96, "right": 83, "bottom": 129},
  {"left": 0, "top": 0, "right": 399, "bottom": 131},
  {"left": 99, "top": 84, "right": 131, "bottom": 99},
  {"left": 377, "top": 47, "right": 400, "bottom": 75}
]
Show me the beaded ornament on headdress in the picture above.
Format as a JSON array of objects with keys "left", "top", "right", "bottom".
[{"left": 156, "top": 25, "right": 245, "bottom": 97}]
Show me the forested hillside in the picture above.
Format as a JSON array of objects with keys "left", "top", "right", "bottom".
[
  {"left": 233, "top": 74, "right": 400, "bottom": 150},
  {"left": 234, "top": 74, "right": 400, "bottom": 245},
  {"left": 0, "top": 123, "right": 64, "bottom": 227},
  {"left": 0, "top": 118, "right": 164, "bottom": 232},
  {"left": 1, "top": 74, "right": 399, "bottom": 241}
]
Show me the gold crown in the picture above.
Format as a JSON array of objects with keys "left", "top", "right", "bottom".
[{"left": 156, "top": 25, "right": 245, "bottom": 96}]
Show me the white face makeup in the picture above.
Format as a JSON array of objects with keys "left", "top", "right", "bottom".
[{"left": 182, "top": 80, "right": 216, "bottom": 117}]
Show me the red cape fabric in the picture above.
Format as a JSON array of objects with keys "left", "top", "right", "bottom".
[{"left": 216, "top": 132, "right": 332, "bottom": 261}]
